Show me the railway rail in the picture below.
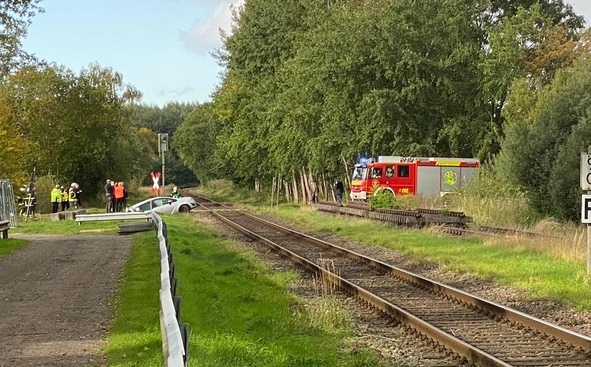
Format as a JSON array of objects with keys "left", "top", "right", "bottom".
[
  {"left": 317, "top": 200, "right": 546, "bottom": 238},
  {"left": 187, "top": 193, "right": 591, "bottom": 367}
]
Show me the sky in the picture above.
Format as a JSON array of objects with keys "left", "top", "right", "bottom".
[{"left": 20, "top": 0, "right": 591, "bottom": 108}]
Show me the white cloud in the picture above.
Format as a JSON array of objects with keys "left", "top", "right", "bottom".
[
  {"left": 157, "top": 86, "right": 195, "bottom": 97},
  {"left": 180, "top": 0, "right": 244, "bottom": 55}
]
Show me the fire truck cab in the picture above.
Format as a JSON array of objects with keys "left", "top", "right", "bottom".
[{"left": 350, "top": 156, "right": 480, "bottom": 200}]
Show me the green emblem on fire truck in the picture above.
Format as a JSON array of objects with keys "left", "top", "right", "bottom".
[{"left": 443, "top": 170, "right": 457, "bottom": 186}]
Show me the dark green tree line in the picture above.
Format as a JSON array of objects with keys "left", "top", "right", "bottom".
[{"left": 173, "top": 0, "right": 588, "bottom": 218}]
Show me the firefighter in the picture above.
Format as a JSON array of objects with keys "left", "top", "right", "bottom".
[
  {"left": 60, "top": 186, "right": 69, "bottom": 211},
  {"left": 170, "top": 186, "right": 181, "bottom": 198},
  {"left": 69, "top": 184, "right": 77, "bottom": 210},
  {"left": 50, "top": 185, "right": 61, "bottom": 213}
]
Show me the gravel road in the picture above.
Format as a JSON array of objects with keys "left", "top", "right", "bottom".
[{"left": 0, "top": 234, "right": 131, "bottom": 367}]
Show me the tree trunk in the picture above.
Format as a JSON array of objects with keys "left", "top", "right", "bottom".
[
  {"left": 283, "top": 177, "right": 290, "bottom": 203},
  {"left": 276, "top": 174, "right": 282, "bottom": 206},
  {"left": 270, "top": 176, "right": 275, "bottom": 207},
  {"left": 300, "top": 168, "right": 308, "bottom": 204},
  {"left": 291, "top": 171, "right": 298, "bottom": 203}
]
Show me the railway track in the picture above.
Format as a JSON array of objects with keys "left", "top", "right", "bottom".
[
  {"left": 318, "top": 200, "right": 547, "bottom": 238},
  {"left": 188, "top": 194, "right": 591, "bottom": 367}
]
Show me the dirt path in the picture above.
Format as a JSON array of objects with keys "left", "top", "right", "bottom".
[{"left": 0, "top": 234, "right": 132, "bottom": 367}]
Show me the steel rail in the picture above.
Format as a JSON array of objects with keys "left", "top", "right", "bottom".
[
  {"left": 223, "top": 210, "right": 591, "bottom": 351},
  {"left": 190, "top": 194, "right": 591, "bottom": 356},
  {"left": 209, "top": 209, "right": 514, "bottom": 367}
]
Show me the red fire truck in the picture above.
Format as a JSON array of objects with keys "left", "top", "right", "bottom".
[{"left": 350, "top": 156, "right": 480, "bottom": 200}]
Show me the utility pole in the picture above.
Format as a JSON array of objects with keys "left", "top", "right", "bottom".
[{"left": 158, "top": 133, "right": 169, "bottom": 191}]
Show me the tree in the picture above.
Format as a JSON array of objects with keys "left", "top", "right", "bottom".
[
  {"left": 1, "top": 64, "right": 146, "bottom": 198},
  {"left": 0, "top": 95, "right": 27, "bottom": 184},
  {"left": 496, "top": 56, "right": 591, "bottom": 220},
  {"left": 174, "top": 103, "right": 219, "bottom": 183},
  {"left": 0, "top": 0, "right": 43, "bottom": 77},
  {"left": 125, "top": 102, "right": 198, "bottom": 186}
]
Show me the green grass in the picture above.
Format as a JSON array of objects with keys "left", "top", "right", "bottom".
[
  {"left": 165, "top": 215, "right": 384, "bottom": 367},
  {"left": 250, "top": 205, "right": 591, "bottom": 309},
  {"left": 193, "top": 184, "right": 591, "bottom": 310},
  {"left": 0, "top": 238, "right": 28, "bottom": 256},
  {"left": 11, "top": 214, "right": 119, "bottom": 234},
  {"left": 103, "top": 214, "right": 385, "bottom": 367},
  {"left": 105, "top": 231, "right": 162, "bottom": 366}
]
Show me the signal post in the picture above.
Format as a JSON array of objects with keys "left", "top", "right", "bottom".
[
  {"left": 158, "top": 133, "right": 169, "bottom": 189},
  {"left": 580, "top": 147, "right": 591, "bottom": 275}
]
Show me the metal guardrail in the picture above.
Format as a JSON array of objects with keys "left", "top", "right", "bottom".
[
  {"left": 150, "top": 212, "right": 189, "bottom": 367},
  {"left": 0, "top": 180, "right": 18, "bottom": 228},
  {"left": 75, "top": 212, "right": 151, "bottom": 223},
  {"left": 0, "top": 219, "right": 10, "bottom": 239}
]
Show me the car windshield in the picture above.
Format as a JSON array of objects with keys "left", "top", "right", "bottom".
[{"left": 153, "top": 198, "right": 174, "bottom": 207}]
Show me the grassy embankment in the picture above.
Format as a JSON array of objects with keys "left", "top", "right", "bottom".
[
  {"left": 198, "top": 180, "right": 591, "bottom": 310},
  {"left": 105, "top": 214, "right": 384, "bottom": 367}
]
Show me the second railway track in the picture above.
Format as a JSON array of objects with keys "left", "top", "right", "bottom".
[{"left": 188, "top": 194, "right": 591, "bottom": 367}]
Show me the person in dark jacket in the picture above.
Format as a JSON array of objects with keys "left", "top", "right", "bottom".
[
  {"left": 104, "top": 179, "right": 114, "bottom": 213},
  {"left": 333, "top": 178, "right": 344, "bottom": 206}
]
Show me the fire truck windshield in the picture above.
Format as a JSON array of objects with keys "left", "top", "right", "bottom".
[{"left": 352, "top": 167, "right": 366, "bottom": 180}]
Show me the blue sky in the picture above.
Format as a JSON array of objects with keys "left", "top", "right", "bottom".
[
  {"left": 21, "top": 0, "right": 590, "bottom": 108},
  {"left": 21, "top": 0, "right": 243, "bottom": 107}
]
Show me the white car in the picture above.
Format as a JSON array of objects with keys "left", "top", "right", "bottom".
[{"left": 127, "top": 196, "right": 197, "bottom": 214}]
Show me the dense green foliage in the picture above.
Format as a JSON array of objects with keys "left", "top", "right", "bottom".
[
  {"left": 173, "top": 0, "right": 589, "bottom": 221},
  {"left": 2, "top": 1, "right": 591, "bottom": 221},
  {"left": 0, "top": 64, "right": 149, "bottom": 197},
  {"left": 0, "top": 0, "right": 43, "bottom": 77},
  {"left": 126, "top": 103, "right": 199, "bottom": 187},
  {"left": 496, "top": 57, "right": 591, "bottom": 220}
]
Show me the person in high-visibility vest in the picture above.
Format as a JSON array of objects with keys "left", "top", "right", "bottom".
[
  {"left": 60, "top": 186, "right": 69, "bottom": 211},
  {"left": 69, "top": 184, "right": 77, "bottom": 210},
  {"left": 50, "top": 185, "right": 61, "bottom": 213}
]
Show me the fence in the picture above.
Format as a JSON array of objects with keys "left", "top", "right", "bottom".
[
  {"left": 151, "top": 212, "right": 190, "bottom": 366},
  {"left": 0, "top": 180, "right": 18, "bottom": 228}
]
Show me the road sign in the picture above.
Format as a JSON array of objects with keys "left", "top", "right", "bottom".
[
  {"left": 581, "top": 153, "right": 591, "bottom": 190},
  {"left": 582, "top": 195, "right": 591, "bottom": 223}
]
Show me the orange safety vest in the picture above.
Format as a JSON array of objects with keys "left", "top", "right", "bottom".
[{"left": 114, "top": 184, "right": 125, "bottom": 199}]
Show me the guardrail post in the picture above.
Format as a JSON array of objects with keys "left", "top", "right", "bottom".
[
  {"left": 169, "top": 262, "right": 175, "bottom": 279},
  {"left": 170, "top": 277, "right": 177, "bottom": 298},
  {"left": 181, "top": 323, "right": 190, "bottom": 364},
  {"left": 173, "top": 296, "right": 182, "bottom": 324}
]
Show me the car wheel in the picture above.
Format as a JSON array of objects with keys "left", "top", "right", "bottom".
[{"left": 179, "top": 205, "right": 190, "bottom": 213}]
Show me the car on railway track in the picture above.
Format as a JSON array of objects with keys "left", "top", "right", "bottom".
[{"left": 126, "top": 196, "right": 197, "bottom": 214}]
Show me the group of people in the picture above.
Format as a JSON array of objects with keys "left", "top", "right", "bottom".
[
  {"left": 50, "top": 183, "right": 82, "bottom": 213},
  {"left": 308, "top": 178, "right": 344, "bottom": 206},
  {"left": 104, "top": 179, "right": 128, "bottom": 213}
]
